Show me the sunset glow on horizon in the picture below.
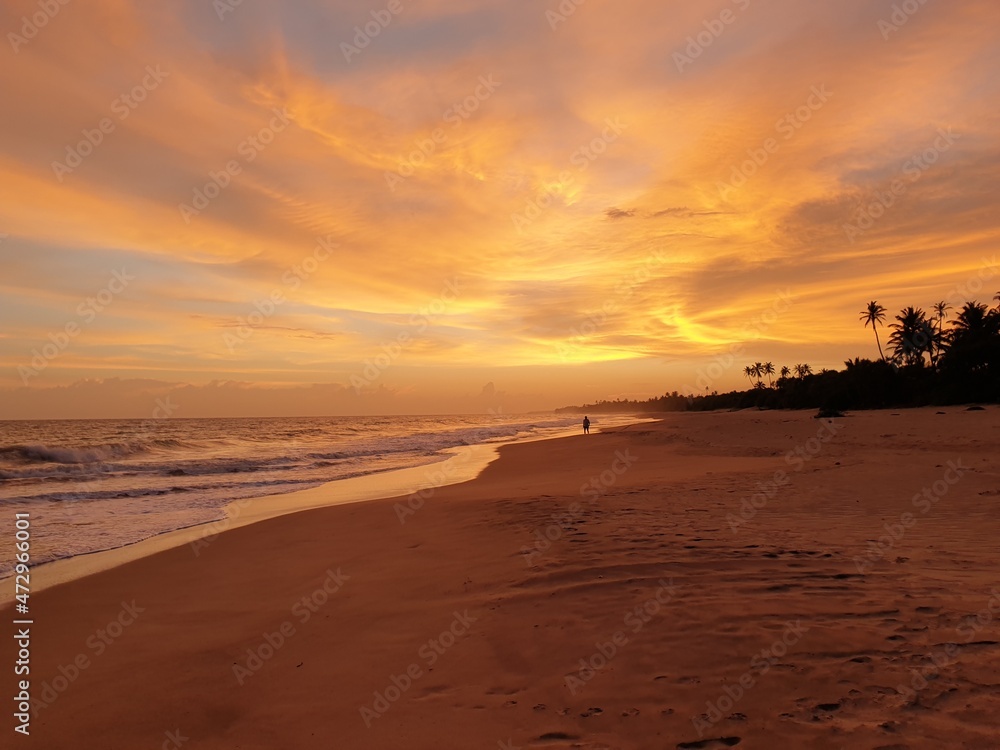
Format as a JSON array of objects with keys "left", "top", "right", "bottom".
[{"left": 2, "top": 0, "right": 999, "bottom": 418}]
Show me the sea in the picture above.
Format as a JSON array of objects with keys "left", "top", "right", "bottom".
[{"left": 0, "top": 413, "right": 624, "bottom": 577}]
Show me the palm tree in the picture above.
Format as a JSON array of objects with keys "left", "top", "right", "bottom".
[
  {"left": 763, "top": 362, "right": 775, "bottom": 387},
  {"left": 943, "top": 302, "right": 1000, "bottom": 375},
  {"left": 753, "top": 362, "right": 764, "bottom": 387},
  {"left": 931, "top": 301, "right": 951, "bottom": 367},
  {"left": 933, "top": 300, "right": 951, "bottom": 325},
  {"left": 794, "top": 363, "right": 812, "bottom": 378},
  {"left": 780, "top": 365, "right": 790, "bottom": 380},
  {"left": 743, "top": 365, "right": 755, "bottom": 387},
  {"left": 888, "top": 306, "right": 933, "bottom": 367},
  {"left": 951, "top": 301, "right": 993, "bottom": 335},
  {"left": 859, "top": 301, "right": 887, "bottom": 361}
]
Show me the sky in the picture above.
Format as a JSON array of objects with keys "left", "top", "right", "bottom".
[{"left": 1, "top": 0, "right": 999, "bottom": 418}]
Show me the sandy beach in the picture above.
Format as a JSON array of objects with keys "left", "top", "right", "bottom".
[{"left": 5, "top": 407, "right": 1000, "bottom": 749}]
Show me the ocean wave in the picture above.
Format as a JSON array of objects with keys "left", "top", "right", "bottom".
[
  {"left": 0, "top": 418, "right": 578, "bottom": 482},
  {"left": 20, "top": 476, "right": 331, "bottom": 504},
  {"left": 0, "top": 438, "right": 197, "bottom": 466},
  {"left": 302, "top": 419, "right": 572, "bottom": 460}
]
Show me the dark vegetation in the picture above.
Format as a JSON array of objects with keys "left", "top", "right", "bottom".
[{"left": 557, "top": 298, "right": 1000, "bottom": 414}]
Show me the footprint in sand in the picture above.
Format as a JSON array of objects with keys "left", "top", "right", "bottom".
[
  {"left": 676, "top": 737, "right": 742, "bottom": 749},
  {"left": 784, "top": 700, "right": 843, "bottom": 723},
  {"left": 580, "top": 707, "right": 604, "bottom": 717}
]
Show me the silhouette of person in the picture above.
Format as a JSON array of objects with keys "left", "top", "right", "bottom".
[{"left": 583, "top": 416, "right": 590, "bottom": 434}]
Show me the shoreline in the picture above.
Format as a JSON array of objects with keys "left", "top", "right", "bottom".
[
  {"left": 5, "top": 418, "right": 650, "bottom": 603},
  {"left": 4, "top": 407, "right": 998, "bottom": 748}
]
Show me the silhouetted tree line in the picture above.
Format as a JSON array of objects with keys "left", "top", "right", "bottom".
[{"left": 558, "top": 297, "right": 1000, "bottom": 414}]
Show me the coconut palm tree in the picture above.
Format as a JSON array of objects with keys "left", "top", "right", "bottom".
[
  {"left": 743, "top": 365, "right": 755, "bottom": 387},
  {"left": 951, "top": 301, "right": 994, "bottom": 335},
  {"left": 931, "top": 301, "right": 951, "bottom": 367},
  {"left": 753, "top": 362, "right": 764, "bottom": 387},
  {"left": 933, "top": 300, "right": 951, "bottom": 326},
  {"left": 794, "top": 363, "right": 812, "bottom": 378},
  {"left": 780, "top": 365, "right": 790, "bottom": 380},
  {"left": 943, "top": 302, "right": 1000, "bottom": 374},
  {"left": 763, "top": 362, "right": 775, "bottom": 387},
  {"left": 859, "top": 301, "right": 887, "bottom": 361},
  {"left": 888, "top": 306, "right": 933, "bottom": 367}
]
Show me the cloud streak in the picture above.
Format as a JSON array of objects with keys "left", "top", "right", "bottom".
[{"left": 2, "top": 0, "right": 999, "bottom": 415}]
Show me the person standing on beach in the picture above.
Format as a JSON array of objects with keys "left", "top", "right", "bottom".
[{"left": 583, "top": 416, "right": 590, "bottom": 434}]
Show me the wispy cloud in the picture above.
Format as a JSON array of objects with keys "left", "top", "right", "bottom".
[{"left": 1, "top": 0, "right": 999, "bottom": 415}]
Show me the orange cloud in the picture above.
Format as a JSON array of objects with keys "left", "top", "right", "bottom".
[{"left": 1, "top": 0, "right": 999, "bottom": 416}]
